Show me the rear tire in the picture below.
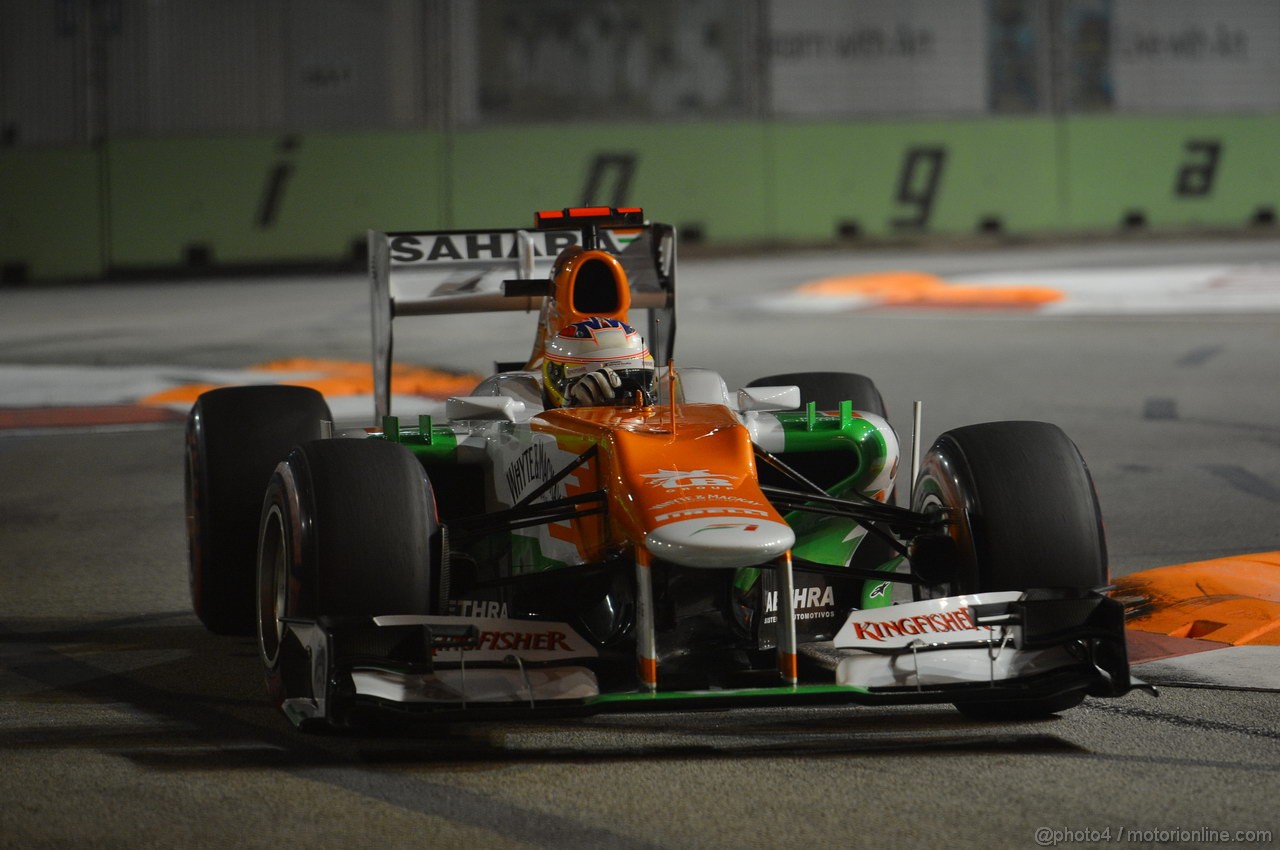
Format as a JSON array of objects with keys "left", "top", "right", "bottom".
[
  {"left": 748, "top": 371, "right": 887, "bottom": 418},
  {"left": 257, "top": 439, "right": 438, "bottom": 726},
  {"left": 747, "top": 371, "right": 888, "bottom": 491},
  {"left": 186, "top": 385, "right": 330, "bottom": 635},
  {"left": 910, "top": 421, "right": 1108, "bottom": 720}
]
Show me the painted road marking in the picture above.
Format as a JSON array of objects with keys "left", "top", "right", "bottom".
[
  {"left": 139, "top": 357, "right": 479, "bottom": 408},
  {"left": 0, "top": 359, "right": 482, "bottom": 432},
  {"left": 794, "top": 271, "right": 1063, "bottom": 309},
  {"left": 1120, "top": 551, "right": 1280, "bottom": 691},
  {"left": 0, "top": 405, "right": 184, "bottom": 430},
  {"left": 749, "top": 263, "right": 1280, "bottom": 314},
  {"left": 1125, "top": 630, "right": 1227, "bottom": 665},
  {"left": 1131, "top": 646, "right": 1280, "bottom": 691},
  {"left": 1116, "top": 551, "right": 1280, "bottom": 646}
]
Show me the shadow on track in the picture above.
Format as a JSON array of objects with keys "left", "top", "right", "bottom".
[{"left": 1, "top": 614, "right": 1085, "bottom": 772}]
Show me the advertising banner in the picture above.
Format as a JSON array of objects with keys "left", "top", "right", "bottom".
[
  {"left": 767, "top": 0, "right": 987, "bottom": 116},
  {"left": 1112, "top": 0, "right": 1280, "bottom": 112}
]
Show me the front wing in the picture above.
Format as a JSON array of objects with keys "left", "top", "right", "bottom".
[{"left": 276, "top": 589, "right": 1135, "bottom": 728}]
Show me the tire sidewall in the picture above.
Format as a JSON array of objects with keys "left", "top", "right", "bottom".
[
  {"left": 911, "top": 421, "right": 1107, "bottom": 595},
  {"left": 747, "top": 371, "right": 887, "bottom": 418},
  {"left": 186, "top": 385, "right": 330, "bottom": 634},
  {"left": 255, "top": 438, "right": 437, "bottom": 712},
  {"left": 911, "top": 421, "right": 1108, "bottom": 719}
]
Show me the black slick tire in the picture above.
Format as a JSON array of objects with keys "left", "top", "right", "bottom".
[
  {"left": 257, "top": 438, "right": 438, "bottom": 728},
  {"left": 910, "top": 420, "right": 1108, "bottom": 720},
  {"left": 186, "top": 385, "right": 330, "bottom": 635},
  {"left": 748, "top": 371, "right": 887, "bottom": 418}
]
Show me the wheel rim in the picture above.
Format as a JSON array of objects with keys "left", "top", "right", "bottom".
[
  {"left": 913, "top": 492, "right": 953, "bottom": 600},
  {"left": 184, "top": 419, "right": 204, "bottom": 597},
  {"left": 258, "top": 505, "right": 288, "bottom": 668}
]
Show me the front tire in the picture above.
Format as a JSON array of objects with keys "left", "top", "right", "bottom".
[
  {"left": 910, "top": 421, "right": 1108, "bottom": 719},
  {"left": 257, "top": 439, "right": 439, "bottom": 727}
]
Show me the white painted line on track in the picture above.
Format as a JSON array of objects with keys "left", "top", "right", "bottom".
[
  {"left": 1132, "top": 645, "right": 1280, "bottom": 691},
  {"left": 0, "top": 422, "right": 184, "bottom": 439},
  {"left": 0, "top": 364, "right": 320, "bottom": 407},
  {"left": 0, "top": 364, "right": 454, "bottom": 431},
  {"left": 747, "top": 263, "right": 1280, "bottom": 315},
  {"left": 965, "top": 264, "right": 1280, "bottom": 315}
]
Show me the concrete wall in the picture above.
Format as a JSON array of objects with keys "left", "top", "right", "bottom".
[{"left": 3, "top": 115, "right": 1277, "bottom": 281}]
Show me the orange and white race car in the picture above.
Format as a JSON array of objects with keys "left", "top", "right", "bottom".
[{"left": 185, "top": 207, "right": 1140, "bottom": 730}]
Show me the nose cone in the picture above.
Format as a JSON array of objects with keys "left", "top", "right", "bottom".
[{"left": 644, "top": 518, "right": 795, "bottom": 568}]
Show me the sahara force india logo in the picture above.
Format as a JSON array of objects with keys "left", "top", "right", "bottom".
[
  {"left": 388, "top": 229, "right": 640, "bottom": 265},
  {"left": 642, "top": 469, "right": 734, "bottom": 489}
]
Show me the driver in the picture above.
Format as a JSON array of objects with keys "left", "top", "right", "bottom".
[{"left": 542, "top": 317, "right": 655, "bottom": 407}]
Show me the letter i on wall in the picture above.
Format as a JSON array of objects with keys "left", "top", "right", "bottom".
[{"left": 257, "top": 136, "right": 299, "bottom": 229}]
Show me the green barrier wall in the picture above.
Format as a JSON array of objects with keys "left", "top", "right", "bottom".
[
  {"left": 766, "top": 118, "right": 1062, "bottom": 239},
  {"left": 1061, "top": 116, "right": 1280, "bottom": 229},
  {"left": 0, "top": 148, "right": 105, "bottom": 280},
  {"left": 2, "top": 115, "right": 1276, "bottom": 281},
  {"left": 107, "top": 133, "right": 448, "bottom": 267},
  {"left": 448, "top": 122, "right": 772, "bottom": 241}
]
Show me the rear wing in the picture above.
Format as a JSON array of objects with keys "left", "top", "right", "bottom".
[{"left": 368, "top": 213, "right": 677, "bottom": 419}]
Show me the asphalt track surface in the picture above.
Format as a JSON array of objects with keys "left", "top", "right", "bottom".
[{"left": 2, "top": 237, "right": 1280, "bottom": 848}]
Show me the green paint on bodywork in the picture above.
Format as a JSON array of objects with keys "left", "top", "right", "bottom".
[
  {"left": 773, "top": 408, "right": 894, "bottom": 567},
  {"left": 732, "top": 406, "right": 898, "bottom": 585},
  {"left": 791, "top": 515, "right": 864, "bottom": 566},
  {"left": 509, "top": 534, "right": 572, "bottom": 575},
  {"left": 860, "top": 557, "right": 903, "bottom": 609},
  {"left": 773, "top": 408, "right": 890, "bottom": 499},
  {"left": 371, "top": 424, "right": 459, "bottom": 462},
  {"left": 733, "top": 566, "right": 760, "bottom": 593}
]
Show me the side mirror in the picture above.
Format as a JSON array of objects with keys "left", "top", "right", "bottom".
[{"left": 737, "top": 385, "right": 801, "bottom": 412}]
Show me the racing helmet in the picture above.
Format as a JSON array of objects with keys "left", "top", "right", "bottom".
[{"left": 543, "top": 317, "right": 655, "bottom": 407}]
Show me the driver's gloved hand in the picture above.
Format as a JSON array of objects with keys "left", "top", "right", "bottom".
[{"left": 569, "top": 368, "right": 622, "bottom": 406}]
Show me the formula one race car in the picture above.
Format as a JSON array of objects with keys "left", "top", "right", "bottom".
[{"left": 185, "top": 207, "right": 1138, "bottom": 731}]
